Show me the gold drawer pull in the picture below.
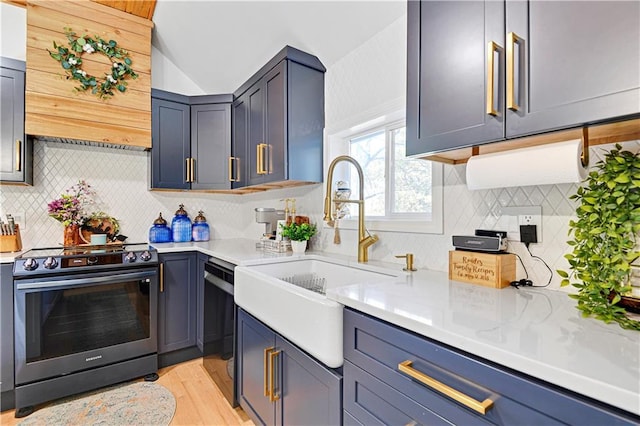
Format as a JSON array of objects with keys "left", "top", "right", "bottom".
[
  {"left": 264, "top": 347, "right": 273, "bottom": 398},
  {"left": 185, "top": 158, "right": 191, "bottom": 183},
  {"left": 269, "top": 349, "right": 280, "bottom": 402},
  {"left": 398, "top": 360, "right": 493, "bottom": 415}
]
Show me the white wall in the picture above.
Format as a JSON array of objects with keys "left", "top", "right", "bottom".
[
  {"left": 0, "top": 3, "right": 26, "bottom": 61},
  {"left": 151, "top": 46, "right": 205, "bottom": 94}
]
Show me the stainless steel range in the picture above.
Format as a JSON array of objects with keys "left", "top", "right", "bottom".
[{"left": 12, "top": 243, "right": 159, "bottom": 418}]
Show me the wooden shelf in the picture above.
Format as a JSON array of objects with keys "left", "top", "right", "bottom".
[{"left": 418, "top": 118, "right": 640, "bottom": 165}]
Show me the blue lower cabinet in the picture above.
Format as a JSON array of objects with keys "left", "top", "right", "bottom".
[
  {"left": 1, "top": 263, "right": 15, "bottom": 410},
  {"left": 343, "top": 308, "right": 639, "bottom": 426},
  {"left": 237, "top": 308, "right": 342, "bottom": 426},
  {"left": 344, "top": 361, "right": 455, "bottom": 426},
  {"left": 158, "top": 253, "right": 197, "bottom": 354}
]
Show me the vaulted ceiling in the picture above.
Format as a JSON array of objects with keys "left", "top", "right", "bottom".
[
  {"left": 8, "top": 0, "right": 406, "bottom": 94},
  {"left": 148, "top": 0, "right": 406, "bottom": 94}
]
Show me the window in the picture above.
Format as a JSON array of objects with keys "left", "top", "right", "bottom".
[{"left": 326, "top": 118, "right": 443, "bottom": 234}]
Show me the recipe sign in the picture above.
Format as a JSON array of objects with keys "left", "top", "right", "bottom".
[{"left": 448, "top": 250, "right": 516, "bottom": 288}]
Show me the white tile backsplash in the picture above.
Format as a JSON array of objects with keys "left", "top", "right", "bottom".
[{"left": 1, "top": 136, "right": 638, "bottom": 293}]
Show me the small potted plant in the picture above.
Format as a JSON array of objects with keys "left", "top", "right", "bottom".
[
  {"left": 558, "top": 144, "right": 640, "bottom": 330},
  {"left": 280, "top": 222, "right": 317, "bottom": 254}
]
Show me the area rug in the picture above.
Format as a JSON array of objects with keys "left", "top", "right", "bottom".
[{"left": 18, "top": 381, "right": 176, "bottom": 426}]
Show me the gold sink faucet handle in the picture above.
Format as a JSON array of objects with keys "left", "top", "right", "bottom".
[{"left": 395, "top": 253, "right": 417, "bottom": 271}]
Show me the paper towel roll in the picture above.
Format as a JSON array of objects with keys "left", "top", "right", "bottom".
[{"left": 466, "top": 139, "right": 587, "bottom": 190}]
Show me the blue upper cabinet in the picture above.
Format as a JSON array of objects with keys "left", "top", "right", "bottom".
[
  {"left": 406, "top": 0, "right": 505, "bottom": 157},
  {"left": 233, "top": 46, "right": 325, "bottom": 189},
  {"left": 151, "top": 90, "right": 232, "bottom": 190},
  {"left": 1, "top": 58, "right": 32, "bottom": 185},
  {"left": 406, "top": 0, "right": 640, "bottom": 157},
  {"left": 505, "top": 0, "right": 640, "bottom": 138},
  {"left": 151, "top": 93, "right": 191, "bottom": 190}
]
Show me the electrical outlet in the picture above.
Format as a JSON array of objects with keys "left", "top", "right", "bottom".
[
  {"left": 502, "top": 206, "right": 542, "bottom": 243},
  {"left": 519, "top": 215, "right": 534, "bottom": 225}
]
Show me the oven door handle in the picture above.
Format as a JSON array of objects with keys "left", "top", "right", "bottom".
[
  {"left": 16, "top": 270, "right": 157, "bottom": 291},
  {"left": 204, "top": 271, "right": 234, "bottom": 296}
]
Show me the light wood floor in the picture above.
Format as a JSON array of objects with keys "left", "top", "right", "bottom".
[{"left": 0, "top": 358, "right": 253, "bottom": 425}]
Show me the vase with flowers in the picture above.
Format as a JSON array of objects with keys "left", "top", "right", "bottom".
[{"left": 47, "top": 180, "right": 95, "bottom": 247}]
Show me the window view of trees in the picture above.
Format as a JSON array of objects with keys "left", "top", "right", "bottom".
[{"left": 349, "top": 126, "right": 433, "bottom": 219}]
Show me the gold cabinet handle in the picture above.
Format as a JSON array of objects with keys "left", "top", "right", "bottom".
[
  {"left": 15, "top": 139, "right": 22, "bottom": 171},
  {"left": 269, "top": 349, "right": 280, "bottom": 402},
  {"left": 264, "top": 347, "right": 274, "bottom": 397},
  {"left": 256, "top": 144, "right": 262, "bottom": 175},
  {"left": 185, "top": 158, "right": 191, "bottom": 183},
  {"left": 486, "top": 41, "right": 501, "bottom": 116},
  {"left": 228, "top": 157, "right": 236, "bottom": 182},
  {"left": 256, "top": 143, "right": 268, "bottom": 175},
  {"left": 267, "top": 144, "right": 273, "bottom": 175},
  {"left": 398, "top": 360, "right": 493, "bottom": 415},
  {"left": 190, "top": 158, "right": 195, "bottom": 182},
  {"left": 506, "top": 32, "right": 521, "bottom": 111},
  {"left": 159, "top": 263, "right": 164, "bottom": 293}
]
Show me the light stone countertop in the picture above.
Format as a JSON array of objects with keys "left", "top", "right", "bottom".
[{"left": 6, "top": 239, "right": 640, "bottom": 416}]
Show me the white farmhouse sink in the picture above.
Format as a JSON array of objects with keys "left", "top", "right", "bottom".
[{"left": 234, "top": 257, "right": 401, "bottom": 368}]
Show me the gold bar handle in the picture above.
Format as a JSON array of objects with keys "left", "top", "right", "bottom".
[
  {"left": 486, "top": 41, "right": 500, "bottom": 116},
  {"left": 398, "top": 360, "right": 493, "bottom": 415},
  {"left": 269, "top": 349, "right": 280, "bottom": 402},
  {"left": 185, "top": 158, "right": 191, "bottom": 183},
  {"left": 256, "top": 144, "right": 262, "bottom": 174},
  {"left": 159, "top": 263, "right": 165, "bottom": 293},
  {"left": 267, "top": 144, "right": 273, "bottom": 175},
  {"left": 506, "top": 32, "right": 520, "bottom": 111},
  {"left": 15, "top": 139, "right": 22, "bottom": 171},
  {"left": 257, "top": 143, "right": 268, "bottom": 175},
  {"left": 190, "top": 158, "right": 196, "bottom": 182},
  {"left": 228, "top": 157, "right": 235, "bottom": 182},
  {"left": 264, "top": 347, "right": 273, "bottom": 398}
]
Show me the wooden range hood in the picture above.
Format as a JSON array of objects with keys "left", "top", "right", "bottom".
[{"left": 19, "top": 0, "right": 154, "bottom": 148}]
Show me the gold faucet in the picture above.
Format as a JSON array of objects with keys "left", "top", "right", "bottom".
[{"left": 324, "top": 155, "right": 379, "bottom": 263}]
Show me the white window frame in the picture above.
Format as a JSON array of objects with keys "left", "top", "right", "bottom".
[{"left": 325, "top": 113, "right": 443, "bottom": 234}]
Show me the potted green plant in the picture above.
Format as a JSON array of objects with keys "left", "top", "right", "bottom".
[
  {"left": 280, "top": 222, "right": 317, "bottom": 253},
  {"left": 558, "top": 144, "right": 640, "bottom": 330}
]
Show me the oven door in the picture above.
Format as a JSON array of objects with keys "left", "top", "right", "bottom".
[{"left": 14, "top": 267, "right": 158, "bottom": 385}]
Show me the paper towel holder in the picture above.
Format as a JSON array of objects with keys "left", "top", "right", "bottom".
[
  {"left": 468, "top": 127, "right": 590, "bottom": 167},
  {"left": 580, "top": 127, "right": 589, "bottom": 168}
]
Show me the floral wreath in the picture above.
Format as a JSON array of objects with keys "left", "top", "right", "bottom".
[{"left": 48, "top": 27, "right": 138, "bottom": 99}]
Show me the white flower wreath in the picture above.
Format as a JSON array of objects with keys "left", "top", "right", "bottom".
[{"left": 48, "top": 27, "right": 138, "bottom": 99}]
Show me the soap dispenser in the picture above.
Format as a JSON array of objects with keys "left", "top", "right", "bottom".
[
  {"left": 171, "top": 204, "right": 192, "bottom": 242},
  {"left": 149, "top": 212, "right": 172, "bottom": 243},
  {"left": 192, "top": 210, "right": 210, "bottom": 242}
]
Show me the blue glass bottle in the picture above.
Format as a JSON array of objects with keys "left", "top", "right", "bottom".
[
  {"left": 149, "top": 212, "right": 172, "bottom": 243},
  {"left": 192, "top": 210, "right": 210, "bottom": 242},
  {"left": 171, "top": 204, "right": 192, "bottom": 243}
]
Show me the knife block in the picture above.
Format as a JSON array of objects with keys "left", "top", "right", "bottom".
[{"left": 0, "top": 225, "right": 23, "bottom": 253}]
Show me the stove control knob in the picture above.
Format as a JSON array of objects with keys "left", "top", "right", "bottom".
[
  {"left": 43, "top": 257, "right": 58, "bottom": 269},
  {"left": 125, "top": 252, "right": 137, "bottom": 263},
  {"left": 140, "top": 250, "right": 152, "bottom": 262},
  {"left": 23, "top": 258, "right": 38, "bottom": 271}
]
